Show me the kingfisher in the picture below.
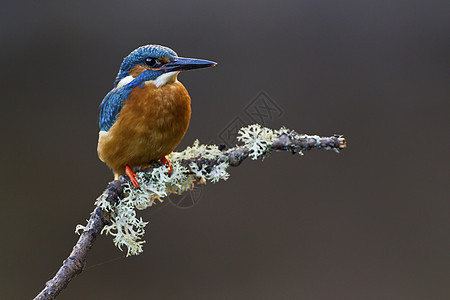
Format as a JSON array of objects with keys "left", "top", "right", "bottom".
[{"left": 97, "top": 45, "right": 216, "bottom": 188}]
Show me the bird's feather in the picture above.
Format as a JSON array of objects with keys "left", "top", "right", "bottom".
[{"left": 99, "top": 86, "right": 133, "bottom": 132}]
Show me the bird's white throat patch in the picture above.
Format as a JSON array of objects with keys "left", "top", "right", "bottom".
[{"left": 150, "top": 71, "right": 179, "bottom": 88}]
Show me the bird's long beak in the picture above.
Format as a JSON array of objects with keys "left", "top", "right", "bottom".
[{"left": 162, "top": 57, "right": 217, "bottom": 72}]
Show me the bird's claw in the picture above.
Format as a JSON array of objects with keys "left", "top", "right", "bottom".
[
  {"left": 160, "top": 157, "right": 173, "bottom": 175},
  {"left": 125, "top": 164, "right": 140, "bottom": 188}
]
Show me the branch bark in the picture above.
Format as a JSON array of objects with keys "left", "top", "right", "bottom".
[{"left": 34, "top": 131, "right": 346, "bottom": 299}]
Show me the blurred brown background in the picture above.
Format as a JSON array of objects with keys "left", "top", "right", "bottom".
[{"left": 1, "top": 0, "right": 448, "bottom": 299}]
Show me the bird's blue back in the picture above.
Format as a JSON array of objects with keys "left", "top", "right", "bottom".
[{"left": 99, "top": 87, "right": 133, "bottom": 132}]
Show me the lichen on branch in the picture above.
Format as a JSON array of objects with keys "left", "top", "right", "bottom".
[
  {"left": 76, "top": 124, "right": 347, "bottom": 256},
  {"left": 36, "top": 124, "right": 346, "bottom": 300}
]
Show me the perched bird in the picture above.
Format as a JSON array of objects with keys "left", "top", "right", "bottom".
[{"left": 98, "top": 45, "right": 216, "bottom": 188}]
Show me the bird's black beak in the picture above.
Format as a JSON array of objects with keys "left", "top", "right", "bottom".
[{"left": 162, "top": 57, "right": 217, "bottom": 72}]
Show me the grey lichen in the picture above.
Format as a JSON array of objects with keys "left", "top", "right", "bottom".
[
  {"left": 76, "top": 140, "right": 232, "bottom": 256},
  {"left": 237, "top": 124, "right": 288, "bottom": 159}
]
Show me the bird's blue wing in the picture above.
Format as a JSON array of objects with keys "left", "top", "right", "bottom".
[{"left": 99, "top": 87, "right": 133, "bottom": 132}]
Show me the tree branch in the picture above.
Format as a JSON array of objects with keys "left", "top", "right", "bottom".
[
  {"left": 34, "top": 181, "right": 124, "bottom": 300},
  {"left": 34, "top": 128, "right": 346, "bottom": 299}
]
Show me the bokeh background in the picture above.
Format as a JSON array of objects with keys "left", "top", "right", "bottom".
[{"left": 1, "top": 0, "right": 448, "bottom": 299}]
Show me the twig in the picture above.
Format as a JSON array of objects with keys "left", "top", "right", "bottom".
[{"left": 34, "top": 129, "right": 346, "bottom": 299}]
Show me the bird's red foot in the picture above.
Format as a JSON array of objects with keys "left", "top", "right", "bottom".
[
  {"left": 160, "top": 156, "right": 173, "bottom": 175},
  {"left": 125, "top": 164, "right": 140, "bottom": 188}
]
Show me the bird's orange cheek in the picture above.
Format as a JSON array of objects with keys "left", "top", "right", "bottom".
[{"left": 128, "top": 64, "right": 151, "bottom": 77}]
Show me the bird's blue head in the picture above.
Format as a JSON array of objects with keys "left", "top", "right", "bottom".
[{"left": 113, "top": 45, "right": 216, "bottom": 88}]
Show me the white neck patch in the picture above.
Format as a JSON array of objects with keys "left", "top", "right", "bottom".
[
  {"left": 150, "top": 71, "right": 179, "bottom": 88},
  {"left": 116, "top": 75, "right": 134, "bottom": 88},
  {"left": 116, "top": 71, "right": 179, "bottom": 89}
]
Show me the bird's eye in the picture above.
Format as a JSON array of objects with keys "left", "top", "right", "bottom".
[{"left": 145, "top": 57, "right": 162, "bottom": 68}]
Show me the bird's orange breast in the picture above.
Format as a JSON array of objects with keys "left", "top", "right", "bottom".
[{"left": 97, "top": 81, "right": 191, "bottom": 176}]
